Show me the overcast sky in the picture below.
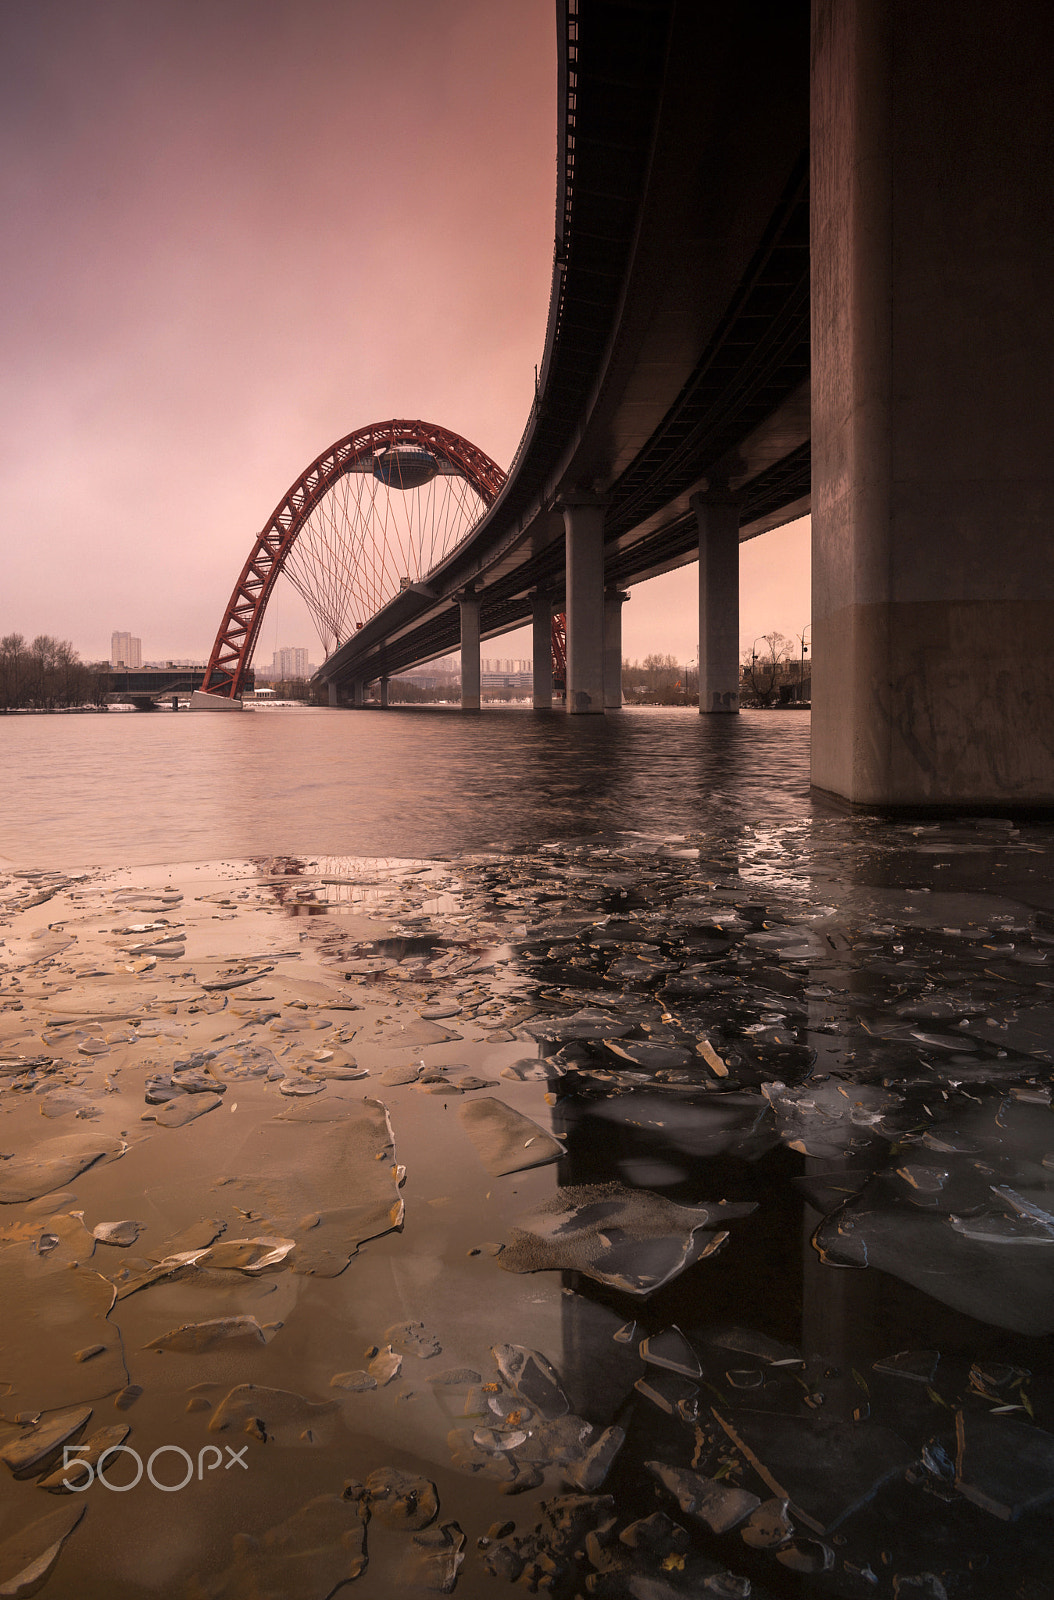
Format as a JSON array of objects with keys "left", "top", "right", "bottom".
[{"left": 1, "top": 0, "right": 809, "bottom": 671}]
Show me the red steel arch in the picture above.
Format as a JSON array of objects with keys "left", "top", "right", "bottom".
[{"left": 201, "top": 419, "right": 505, "bottom": 698}]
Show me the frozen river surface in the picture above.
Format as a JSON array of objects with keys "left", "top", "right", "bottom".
[{"left": 0, "top": 706, "right": 1053, "bottom": 1599}]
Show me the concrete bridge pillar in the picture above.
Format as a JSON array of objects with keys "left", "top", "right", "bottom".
[
  {"left": 691, "top": 490, "right": 741, "bottom": 714},
  {"left": 811, "top": 0, "right": 1054, "bottom": 811},
  {"left": 379, "top": 676, "right": 389, "bottom": 709},
  {"left": 530, "top": 591, "right": 554, "bottom": 709},
  {"left": 327, "top": 682, "right": 339, "bottom": 708},
  {"left": 349, "top": 680, "right": 364, "bottom": 708},
  {"left": 458, "top": 591, "right": 481, "bottom": 711},
  {"left": 560, "top": 498, "right": 606, "bottom": 714},
  {"left": 604, "top": 588, "right": 629, "bottom": 708}
]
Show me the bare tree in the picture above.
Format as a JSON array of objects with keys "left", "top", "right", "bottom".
[{"left": 741, "top": 632, "right": 793, "bottom": 706}]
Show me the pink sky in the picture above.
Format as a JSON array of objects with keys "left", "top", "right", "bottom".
[{"left": 1, "top": 0, "right": 809, "bottom": 671}]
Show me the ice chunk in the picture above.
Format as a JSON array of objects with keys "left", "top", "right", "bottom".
[
  {"left": 0, "top": 1504, "right": 84, "bottom": 1595},
  {"left": 365, "top": 1467, "right": 438, "bottom": 1529},
  {"left": 646, "top": 1463, "right": 760, "bottom": 1533},
  {"left": 714, "top": 1408, "right": 913, "bottom": 1534},
  {"left": 0, "top": 1134, "right": 123, "bottom": 1203},
  {"left": 640, "top": 1325, "right": 702, "bottom": 1379},
  {"left": 954, "top": 1408, "right": 1054, "bottom": 1520},
  {"left": 491, "top": 1344, "right": 570, "bottom": 1418},
  {"left": 459, "top": 1097, "right": 565, "bottom": 1176},
  {"left": 500, "top": 1182, "right": 752, "bottom": 1295},
  {"left": 145, "top": 1316, "right": 268, "bottom": 1353}
]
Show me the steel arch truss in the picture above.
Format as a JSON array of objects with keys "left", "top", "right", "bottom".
[{"left": 202, "top": 419, "right": 505, "bottom": 698}]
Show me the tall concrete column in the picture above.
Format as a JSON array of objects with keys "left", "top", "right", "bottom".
[
  {"left": 691, "top": 490, "right": 741, "bottom": 714},
  {"left": 560, "top": 498, "right": 606, "bottom": 715},
  {"left": 458, "top": 591, "right": 481, "bottom": 712},
  {"left": 327, "top": 682, "right": 339, "bottom": 708},
  {"left": 379, "top": 676, "right": 389, "bottom": 709},
  {"left": 603, "top": 588, "right": 629, "bottom": 708},
  {"left": 349, "top": 680, "right": 363, "bottom": 708},
  {"left": 530, "top": 591, "right": 553, "bottom": 709},
  {"left": 811, "top": 0, "right": 1054, "bottom": 811}
]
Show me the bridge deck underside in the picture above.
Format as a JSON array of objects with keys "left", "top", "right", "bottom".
[{"left": 318, "top": 1, "right": 811, "bottom": 692}]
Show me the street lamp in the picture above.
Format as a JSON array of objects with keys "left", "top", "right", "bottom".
[{"left": 799, "top": 623, "right": 812, "bottom": 702}]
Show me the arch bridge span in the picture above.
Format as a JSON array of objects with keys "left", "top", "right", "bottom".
[{"left": 201, "top": 420, "right": 504, "bottom": 699}]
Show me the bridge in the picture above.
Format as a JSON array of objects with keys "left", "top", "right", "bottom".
[{"left": 197, "top": 0, "right": 1054, "bottom": 815}]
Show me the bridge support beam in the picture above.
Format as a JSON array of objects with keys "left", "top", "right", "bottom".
[
  {"left": 327, "top": 682, "right": 339, "bottom": 708},
  {"left": 561, "top": 499, "right": 606, "bottom": 715},
  {"left": 349, "top": 680, "right": 364, "bottom": 708},
  {"left": 531, "top": 592, "right": 553, "bottom": 709},
  {"left": 692, "top": 491, "right": 740, "bottom": 714},
  {"left": 604, "top": 589, "right": 629, "bottom": 709},
  {"left": 459, "top": 592, "right": 481, "bottom": 712},
  {"left": 811, "top": 0, "right": 1054, "bottom": 811},
  {"left": 379, "top": 676, "right": 389, "bottom": 709}
]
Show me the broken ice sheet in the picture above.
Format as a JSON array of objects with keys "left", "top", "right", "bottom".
[
  {"left": 459, "top": 1097, "right": 565, "bottom": 1176},
  {"left": 145, "top": 1315, "right": 270, "bottom": 1353},
  {"left": 954, "top": 1407, "right": 1054, "bottom": 1520},
  {"left": 0, "top": 1404, "right": 92, "bottom": 1478},
  {"left": 189, "top": 1495, "right": 366, "bottom": 1599},
  {"left": 0, "top": 1240, "right": 127, "bottom": 1411},
  {"left": 492, "top": 1344, "right": 570, "bottom": 1418},
  {"left": 365, "top": 1467, "right": 439, "bottom": 1529},
  {"left": 713, "top": 1408, "right": 914, "bottom": 1534},
  {"left": 398, "top": 1521, "right": 465, "bottom": 1593},
  {"left": 0, "top": 1503, "right": 84, "bottom": 1595},
  {"left": 577, "top": 1092, "right": 777, "bottom": 1162},
  {"left": 499, "top": 1182, "right": 755, "bottom": 1295},
  {"left": 220, "top": 1097, "right": 403, "bottom": 1276},
  {"left": 646, "top": 1463, "right": 759, "bottom": 1534},
  {"left": 812, "top": 1193, "right": 1054, "bottom": 1334},
  {"left": 0, "top": 1132, "right": 125, "bottom": 1203},
  {"left": 208, "top": 1384, "right": 338, "bottom": 1446},
  {"left": 640, "top": 1325, "right": 702, "bottom": 1379},
  {"left": 762, "top": 1077, "right": 901, "bottom": 1160}
]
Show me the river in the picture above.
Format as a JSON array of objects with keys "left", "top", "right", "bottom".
[
  {"left": 1, "top": 704, "right": 1052, "bottom": 1599},
  {"left": 0, "top": 704, "right": 811, "bottom": 868}
]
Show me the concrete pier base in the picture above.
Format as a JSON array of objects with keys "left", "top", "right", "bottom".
[
  {"left": 531, "top": 592, "right": 554, "bottom": 709},
  {"left": 189, "top": 690, "right": 243, "bottom": 712},
  {"left": 692, "top": 491, "right": 740, "bottom": 715},
  {"left": 811, "top": 0, "right": 1054, "bottom": 811},
  {"left": 561, "top": 499, "right": 606, "bottom": 715},
  {"left": 604, "top": 588, "right": 628, "bottom": 708},
  {"left": 327, "top": 683, "right": 339, "bottom": 708},
  {"left": 459, "top": 592, "right": 481, "bottom": 712},
  {"left": 379, "top": 677, "right": 389, "bottom": 709}
]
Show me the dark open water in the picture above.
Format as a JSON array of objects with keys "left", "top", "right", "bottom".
[{"left": 0, "top": 705, "right": 810, "bottom": 868}]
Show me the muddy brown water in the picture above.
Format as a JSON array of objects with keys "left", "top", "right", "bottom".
[{"left": 0, "top": 706, "right": 1052, "bottom": 1599}]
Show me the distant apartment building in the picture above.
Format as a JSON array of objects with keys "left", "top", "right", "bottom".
[
  {"left": 111, "top": 631, "right": 142, "bottom": 668},
  {"left": 481, "top": 658, "right": 531, "bottom": 674},
  {"left": 481, "top": 657, "right": 533, "bottom": 691},
  {"left": 271, "top": 646, "right": 312, "bottom": 680}
]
